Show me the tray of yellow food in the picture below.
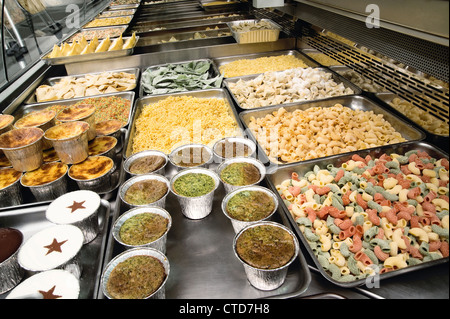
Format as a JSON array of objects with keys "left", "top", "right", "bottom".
[
  {"left": 199, "top": 0, "right": 244, "bottom": 11},
  {"left": 41, "top": 33, "right": 138, "bottom": 66},
  {"left": 83, "top": 16, "right": 133, "bottom": 29}
]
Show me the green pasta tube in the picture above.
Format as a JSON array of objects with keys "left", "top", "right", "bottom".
[
  {"left": 364, "top": 226, "right": 379, "bottom": 242},
  {"left": 364, "top": 248, "right": 379, "bottom": 265},
  {"left": 419, "top": 242, "right": 430, "bottom": 256},
  {"left": 296, "top": 217, "right": 312, "bottom": 227},
  {"left": 339, "top": 242, "right": 351, "bottom": 257},
  {"left": 431, "top": 224, "right": 449, "bottom": 239},
  {"left": 368, "top": 200, "right": 383, "bottom": 213},
  {"left": 338, "top": 275, "right": 356, "bottom": 282},
  {"left": 347, "top": 254, "right": 361, "bottom": 276},
  {"left": 317, "top": 254, "right": 330, "bottom": 269},
  {"left": 304, "top": 227, "right": 320, "bottom": 241},
  {"left": 370, "top": 238, "right": 391, "bottom": 253},
  {"left": 328, "top": 263, "right": 342, "bottom": 280},
  {"left": 406, "top": 257, "right": 423, "bottom": 266}
]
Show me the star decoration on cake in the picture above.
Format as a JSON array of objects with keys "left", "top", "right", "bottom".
[
  {"left": 38, "top": 285, "right": 62, "bottom": 299},
  {"left": 67, "top": 200, "right": 86, "bottom": 213},
  {"left": 44, "top": 238, "right": 68, "bottom": 255}
]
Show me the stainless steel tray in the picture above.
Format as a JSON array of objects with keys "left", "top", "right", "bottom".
[
  {"left": 123, "top": 88, "right": 243, "bottom": 158},
  {"left": 213, "top": 50, "right": 320, "bottom": 78},
  {"left": 0, "top": 199, "right": 111, "bottom": 299},
  {"left": 226, "top": 19, "right": 282, "bottom": 44},
  {"left": 224, "top": 66, "right": 362, "bottom": 111},
  {"left": 135, "top": 28, "right": 231, "bottom": 47},
  {"left": 99, "top": 172, "right": 311, "bottom": 299},
  {"left": 66, "top": 26, "right": 128, "bottom": 42},
  {"left": 239, "top": 95, "right": 426, "bottom": 171},
  {"left": 329, "top": 65, "right": 391, "bottom": 94},
  {"left": 40, "top": 35, "right": 139, "bottom": 66},
  {"left": 0, "top": 129, "right": 126, "bottom": 212},
  {"left": 265, "top": 141, "right": 449, "bottom": 288},
  {"left": 23, "top": 68, "right": 139, "bottom": 105},
  {"left": 139, "top": 58, "right": 222, "bottom": 97},
  {"left": 375, "top": 92, "right": 449, "bottom": 138}
]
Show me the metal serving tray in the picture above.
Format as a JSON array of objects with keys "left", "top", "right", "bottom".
[
  {"left": 213, "top": 50, "right": 320, "bottom": 78},
  {"left": 224, "top": 67, "right": 362, "bottom": 111},
  {"left": 23, "top": 68, "right": 139, "bottom": 105},
  {"left": 41, "top": 35, "right": 139, "bottom": 66},
  {"left": 66, "top": 26, "right": 128, "bottom": 42},
  {"left": 200, "top": 0, "right": 245, "bottom": 12},
  {"left": 99, "top": 174, "right": 311, "bottom": 299},
  {"left": 0, "top": 129, "right": 126, "bottom": 212},
  {"left": 375, "top": 92, "right": 449, "bottom": 138},
  {"left": 329, "top": 66, "right": 391, "bottom": 94},
  {"left": 139, "top": 58, "right": 221, "bottom": 97},
  {"left": 0, "top": 199, "right": 111, "bottom": 299},
  {"left": 239, "top": 95, "right": 426, "bottom": 172},
  {"left": 265, "top": 141, "right": 449, "bottom": 288},
  {"left": 226, "top": 19, "right": 282, "bottom": 44},
  {"left": 133, "top": 23, "right": 228, "bottom": 38},
  {"left": 123, "top": 88, "right": 244, "bottom": 158},
  {"left": 135, "top": 28, "right": 232, "bottom": 47}
]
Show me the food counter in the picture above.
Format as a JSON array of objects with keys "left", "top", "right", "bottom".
[{"left": 0, "top": 0, "right": 448, "bottom": 300}]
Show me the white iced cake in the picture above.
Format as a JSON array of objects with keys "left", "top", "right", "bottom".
[
  {"left": 6, "top": 269, "right": 80, "bottom": 299},
  {"left": 46, "top": 190, "right": 101, "bottom": 224},
  {"left": 18, "top": 224, "right": 84, "bottom": 272}
]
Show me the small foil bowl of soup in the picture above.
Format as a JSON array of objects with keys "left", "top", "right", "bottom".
[
  {"left": 20, "top": 162, "right": 68, "bottom": 202},
  {"left": 222, "top": 185, "right": 278, "bottom": 233},
  {"left": 101, "top": 247, "right": 170, "bottom": 299},
  {"left": 233, "top": 221, "right": 299, "bottom": 291},
  {"left": 44, "top": 121, "right": 90, "bottom": 164},
  {"left": 213, "top": 137, "right": 256, "bottom": 163},
  {"left": 68, "top": 156, "right": 115, "bottom": 193},
  {"left": 217, "top": 157, "right": 266, "bottom": 194},
  {"left": 119, "top": 174, "right": 170, "bottom": 209},
  {"left": 14, "top": 109, "right": 56, "bottom": 150},
  {"left": 0, "top": 127, "right": 44, "bottom": 172},
  {"left": 112, "top": 206, "right": 172, "bottom": 254},
  {"left": 170, "top": 167, "right": 220, "bottom": 220},
  {"left": 124, "top": 150, "right": 168, "bottom": 178},
  {"left": 56, "top": 104, "right": 96, "bottom": 141},
  {"left": 0, "top": 227, "right": 24, "bottom": 294},
  {"left": 0, "top": 114, "right": 14, "bottom": 135},
  {"left": 169, "top": 144, "right": 213, "bottom": 172},
  {"left": 88, "top": 136, "right": 118, "bottom": 162},
  {"left": 0, "top": 167, "right": 23, "bottom": 207}
]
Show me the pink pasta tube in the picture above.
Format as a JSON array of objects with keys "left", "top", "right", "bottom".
[
  {"left": 374, "top": 245, "right": 389, "bottom": 261},
  {"left": 423, "top": 191, "right": 437, "bottom": 203},
  {"left": 397, "top": 210, "right": 412, "bottom": 221},
  {"left": 291, "top": 172, "right": 299, "bottom": 181},
  {"left": 288, "top": 186, "right": 301, "bottom": 197},
  {"left": 366, "top": 209, "right": 381, "bottom": 226},
  {"left": 305, "top": 207, "right": 317, "bottom": 223},
  {"left": 342, "top": 190, "right": 351, "bottom": 206},
  {"left": 338, "top": 226, "right": 356, "bottom": 240},
  {"left": 376, "top": 228, "right": 385, "bottom": 239},
  {"left": 349, "top": 234, "right": 362, "bottom": 253},
  {"left": 407, "top": 187, "right": 421, "bottom": 199},
  {"left": 356, "top": 193, "right": 368, "bottom": 210},
  {"left": 439, "top": 241, "right": 449, "bottom": 258},
  {"left": 355, "top": 251, "right": 373, "bottom": 266},
  {"left": 385, "top": 208, "right": 398, "bottom": 224},
  {"left": 428, "top": 240, "right": 442, "bottom": 252},
  {"left": 441, "top": 158, "right": 449, "bottom": 170},
  {"left": 352, "top": 154, "right": 367, "bottom": 163},
  {"left": 422, "top": 202, "right": 436, "bottom": 214},
  {"left": 334, "top": 169, "right": 345, "bottom": 183},
  {"left": 410, "top": 215, "right": 420, "bottom": 228}
]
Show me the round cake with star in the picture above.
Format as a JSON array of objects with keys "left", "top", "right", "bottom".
[
  {"left": 17, "top": 224, "right": 84, "bottom": 273},
  {"left": 45, "top": 190, "right": 101, "bottom": 243},
  {"left": 6, "top": 269, "right": 80, "bottom": 299}
]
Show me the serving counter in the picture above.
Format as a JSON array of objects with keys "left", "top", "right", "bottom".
[{"left": 0, "top": 0, "right": 448, "bottom": 300}]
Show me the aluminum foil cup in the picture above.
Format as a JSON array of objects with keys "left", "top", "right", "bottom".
[
  {"left": 216, "top": 157, "right": 266, "bottom": 194},
  {"left": 0, "top": 168, "right": 23, "bottom": 207},
  {"left": 233, "top": 221, "right": 299, "bottom": 291},
  {"left": 95, "top": 119, "right": 124, "bottom": 139},
  {"left": 212, "top": 137, "right": 257, "bottom": 164},
  {"left": 0, "top": 127, "right": 44, "bottom": 172},
  {"left": 44, "top": 121, "right": 89, "bottom": 164},
  {"left": 168, "top": 144, "right": 213, "bottom": 172},
  {"left": 124, "top": 150, "right": 168, "bottom": 178},
  {"left": 17, "top": 224, "right": 84, "bottom": 279},
  {"left": 88, "top": 136, "right": 119, "bottom": 163},
  {"left": 0, "top": 114, "right": 14, "bottom": 135},
  {"left": 46, "top": 190, "right": 102, "bottom": 244},
  {"left": 221, "top": 185, "right": 279, "bottom": 233},
  {"left": 101, "top": 247, "right": 170, "bottom": 299},
  {"left": 14, "top": 109, "right": 56, "bottom": 150},
  {"left": 68, "top": 156, "right": 115, "bottom": 193},
  {"left": 112, "top": 206, "right": 172, "bottom": 253},
  {"left": 170, "top": 168, "right": 220, "bottom": 220},
  {"left": 20, "top": 162, "right": 69, "bottom": 202},
  {"left": 56, "top": 104, "right": 96, "bottom": 141},
  {"left": 119, "top": 174, "right": 170, "bottom": 209},
  {"left": 0, "top": 228, "right": 24, "bottom": 294}
]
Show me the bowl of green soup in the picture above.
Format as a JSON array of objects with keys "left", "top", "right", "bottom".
[{"left": 217, "top": 157, "right": 265, "bottom": 193}]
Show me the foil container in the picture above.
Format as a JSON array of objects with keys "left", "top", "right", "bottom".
[
  {"left": 123, "top": 150, "right": 168, "bottom": 178},
  {"left": 0, "top": 114, "right": 14, "bottom": 134},
  {"left": 216, "top": 156, "right": 266, "bottom": 194},
  {"left": 0, "top": 169, "right": 23, "bottom": 207},
  {"left": 0, "top": 232, "right": 24, "bottom": 294},
  {"left": 69, "top": 156, "right": 116, "bottom": 194},
  {"left": 112, "top": 206, "right": 172, "bottom": 254},
  {"left": 101, "top": 247, "right": 170, "bottom": 299},
  {"left": 88, "top": 136, "right": 120, "bottom": 164},
  {"left": 56, "top": 104, "right": 97, "bottom": 141},
  {"left": 13, "top": 109, "right": 56, "bottom": 150},
  {"left": 221, "top": 185, "right": 279, "bottom": 233},
  {"left": 119, "top": 174, "right": 170, "bottom": 209},
  {"left": 0, "top": 127, "right": 44, "bottom": 172},
  {"left": 44, "top": 121, "right": 90, "bottom": 165},
  {"left": 170, "top": 167, "right": 220, "bottom": 220},
  {"left": 168, "top": 144, "right": 213, "bottom": 172},
  {"left": 212, "top": 136, "right": 257, "bottom": 164},
  {"left": 20, "top": 163, "right": 69, "bottom": 202},
  {"left": 233, "top": 221, "right": 299, "bottom": 291}
]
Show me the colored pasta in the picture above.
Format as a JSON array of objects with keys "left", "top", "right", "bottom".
[{"left": 277, "top": 150, "right": 449, "bottom": 282}]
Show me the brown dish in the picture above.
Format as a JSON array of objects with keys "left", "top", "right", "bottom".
[
  {"left": 226, "top": 189, "right": 276, "bottom": 222},
  {"left": 235, "top": 224, "right": 296, "bottom": 269},
  {"left": 124, "top": 179, "right": 168, "bottom": 205},
  {"left": 56, "top": 104, "right": 96, "bottom": 122},
  {"left": 128, "top": 155, "right": 166, "bottom": 175},
  {"left": 106, "top": 255, "right": 166, "bottom": 299},
  {"left": 68, "top": 156, "right": 114, "bottom": 180}
]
